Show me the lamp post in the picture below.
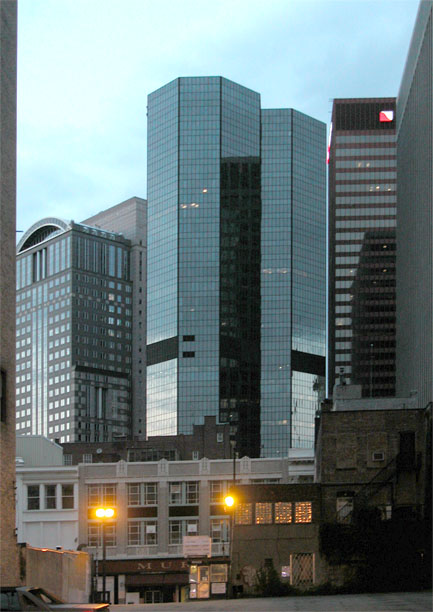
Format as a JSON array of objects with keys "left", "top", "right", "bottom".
[
  {"left": 224, "top": 494, "right": 235, "bottom": 598},
  {"left": 95, "top": 507, "right": 115, "bottom": 602}
]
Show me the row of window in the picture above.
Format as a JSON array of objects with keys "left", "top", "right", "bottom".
[
  {"left": 27, "top": 484, "right": 74, "bottom": 510},
  {"left": 87, "top": 482, "right": 201, "bottom": 507},
  {"left": 86, "top": 502, "right": 313, "bottom": 548},
  {"left": 235, "top": 501, "right": 312, "bottom": 525},
  {"left": 87, "top": 482, "right": 312, "bottom": 510},
  {"left": 87, "top": 518, "right": 209, "bottom": 548}
]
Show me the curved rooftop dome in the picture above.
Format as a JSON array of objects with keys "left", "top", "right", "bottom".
[{"left": 17, "top": 218, "right": 72, "bottom": 253}]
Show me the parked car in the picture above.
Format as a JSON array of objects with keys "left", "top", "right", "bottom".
[{"left": 0, "top": 587, "right": 109, "bottom": 611}]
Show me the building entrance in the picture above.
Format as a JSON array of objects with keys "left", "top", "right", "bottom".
[{"left": 144, "top": 589, "right": 162, "bottom": 604}]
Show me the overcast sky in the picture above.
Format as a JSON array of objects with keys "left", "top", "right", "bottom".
[{"left": 17, "top": 0, "right": 419, "bottom": 233}]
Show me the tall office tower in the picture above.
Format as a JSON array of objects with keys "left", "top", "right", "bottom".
[
  {"left": 16, "top": 218, "right": 133, "bottom": 442},
  {"left": 84, "top": 197, "right": 147, "bottom": 438},
  {"left": 328, "top": 98, "right": 397, "bottom": 398},
  {"left": 0, "top": 0, "right": 19, "bottom": 586},
  {"left": 396, "top": 0, "right": 432, "bottom": 408},
  {"left": 146, "top": 77, "right": 326, "bottom": 458}
]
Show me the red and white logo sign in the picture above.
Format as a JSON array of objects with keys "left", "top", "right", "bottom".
[{"left": 379, "top": 110, "right": 394, "bottom": 122}]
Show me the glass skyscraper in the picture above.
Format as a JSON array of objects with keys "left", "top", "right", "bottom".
[
  {"left": 328, "top": 98, "right": 397, "bottom": 398},
  {"left": 146, "top": 77, "right": 326, "bottom": 458},
  {"left": 16, "top": 218, "right": 133, "bottom": 442}
]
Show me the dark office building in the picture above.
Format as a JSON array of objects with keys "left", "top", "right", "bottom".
[
  {"left": 84, "top": 197, "right": 147, "bottom": 439},
  {"left": 146, "top": 77, "right": 326, "bottom": 458},
  {"left": 328, "top": 98, "right": 397, "bottom": 397},
  {"left": 396, "top": 0, "right": 432, "bottom": 408},
  {"left": 16, "top": 218, "right": 133, "bottom": 442}
]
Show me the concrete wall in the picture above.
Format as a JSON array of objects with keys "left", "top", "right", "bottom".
[
  {"left": 396, "top": 1, "right": 433, "bottom": 407},
  {"left": 0, "top": 0, "right": 18, "bottom": 586},
  {"left": 20, "top": 546, "right": 91, "bottom": 603},
  {"left": 16, "top": 435, "right": 63, "bottom": 466}
]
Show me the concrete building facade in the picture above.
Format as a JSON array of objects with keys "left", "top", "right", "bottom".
[
  {"left": 15, "top": 436, "right": 78, "bottom": 551},
  {"left": 0, "top": 0, "right": 19, "bottom": 586},
  {"left": 396, "top": 0, "right": 433, "bottom": 408}
]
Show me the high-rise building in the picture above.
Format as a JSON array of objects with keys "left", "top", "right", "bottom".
[
  {"left": 328, "top": 98, "right": 397, "bottom": 398},
  {"left": 84, "top": 196, "right": 147, "bottom": 438},
  {"left": 396, "top": 0, "right": 432, "bottom": 408},
  {"left": 16, "top": 218, "right": 133, "bottom": 442},
  {"left": 146, "top": 77, "right": 326, "bottom": 458},
  {"left": 0, "top": 0, "right": 19, "bottom": 586}
]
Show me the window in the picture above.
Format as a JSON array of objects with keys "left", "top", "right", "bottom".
[
  {"left": 62, "top": 484, "right": 74, "bottom": 509},
  {"left": 87, "top": 522, "right": 116, "bottom": 547},
  {"left": 27, "top": 485, "right": 40, "bottom": 510},
  {"left": 291, "top": 553, "right": 314, "bottom": 586},
  {"left": 210, "top": 518, "right": 229, "bottom": 542},
  {"left": 217, "top": 433, "right": 224, "bottom": 443},
  {"left": 295, "top": 502, "right": 312, "bottom": 523},
  {"left": 45, "top": 485, "right": 56, "bottom": 509},
  {"left": 192, "top": 451, "right": 199, "bottom": 460},
  {"left": 128, "top": 520, "right": 158, "bottom": 546},
  {"left": 186, "top": 482, "right": 199, "bottom": 504},
  {"left": 182, "top": 351, "right": 195, "bottom": 358},
  {"left": 182, "top": 335, "right": 195, "bottom": 342},
  {"left": 169, "top": 482, "right": 182, "bottom": 504},
  {"left": 210, "top": 481, "right": 226, "bottom": 504},
  {"left": 169, "top": 519, "right": 198, "bottom": 545},
  {"left": 275, "top": 502, "right": 292, "bottom": 524},
  {"left": 255, "top": 502, "right": 272, "bottom": 524},
  {"left": 210, "top": 564, "right": 228, "bottom": 582},
  {"left": 127, "top": 483, "right": 158, "bottom": 506},
  {"left": 169, "top": 481, "right": 199, "bottom": 505},
  {"left": 336, "top": 496, "right": 353, "bottom": 523},
  {"left": 87, "top": 484, "right": 116, "bottom": 508},
  {"left": 235, "top": 503, "right": 252, "bottom": 525},
  {"left": 82, "top": 453, "right": 92, "bottom": 464}
]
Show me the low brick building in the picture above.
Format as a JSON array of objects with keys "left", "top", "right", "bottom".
[
  {"left": 315, "top": 387, "right": 431, "bottom": 590},
  {"left": 61, "top": 416, "right": 231, "bottom": 465},
  {"left": 231, "top": 483, "right": 323, "bottom": 595}
]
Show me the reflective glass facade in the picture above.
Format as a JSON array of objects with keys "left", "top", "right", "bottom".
[
  {"left": 16, "top": 219, "right": 132, "bottom": 442},
  {"left": 328, "top": 99, "right": 397, "bottom": 397},
  {"left": 261, "top": 110, "right": 326, "bottom": 454},
  {"left": 147, "top": 77, "right": 326, "bottom": 457}
]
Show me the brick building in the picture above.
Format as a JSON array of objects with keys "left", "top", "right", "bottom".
[
  {"left": 315, "top": 386, "right": 431, "bottom": 590},
  {"left": 61, "top": 416, "right": 232, "bottom": 465},
  {"left": 0, "top": 0, "right": 19, "bottom": 586},
  {"left": 230, "top": 483, "right": 323, "bottom": 595}
]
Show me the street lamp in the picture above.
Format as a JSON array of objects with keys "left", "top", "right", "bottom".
[
  {"left": 224, "top": 493, "right": 236, "bottom": 598},
  {"left": 94, "top": 507, "right": 116, "bottom": 602}
]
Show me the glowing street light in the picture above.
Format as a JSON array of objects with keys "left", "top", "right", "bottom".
[
  {"left": 96, "top": 507, "right": 115, "bottom": 519},
  {"left": 224, "top": 495, "right": 235, "bottom": 509}
]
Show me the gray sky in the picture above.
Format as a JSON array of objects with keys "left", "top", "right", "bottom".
[{"left": 17, "top": 0, "right": 419, "bottom": 233}]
